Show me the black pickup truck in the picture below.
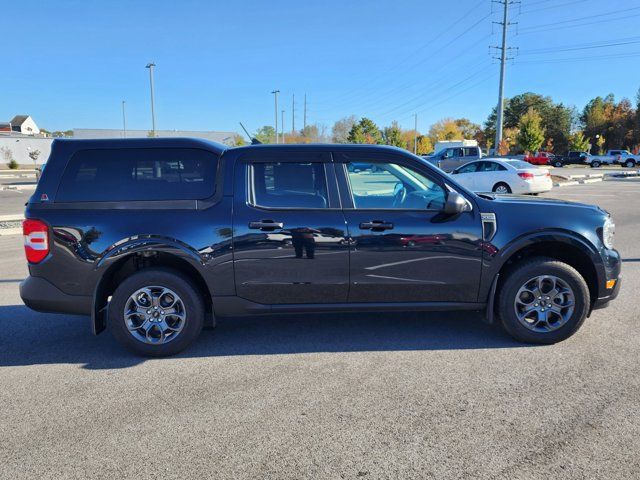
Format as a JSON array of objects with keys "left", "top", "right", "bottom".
[
  {"left": 21, "top": 138, "right": 621, "bottom": 356},
  {"left": 550, "top": 151, "right": 591, "bottom": 167}
]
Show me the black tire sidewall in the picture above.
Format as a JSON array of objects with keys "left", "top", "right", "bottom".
[
  {"left": 108, "top": 268, "right": 205, "bottom": 356},
  {"left": 498, "top": 259, "right": 590, "bottom": 344}
]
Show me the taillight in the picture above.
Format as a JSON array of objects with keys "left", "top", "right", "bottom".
[
  {"left": 518, "top": 172, "right": 535, "bottom": 181},
  {"left": 23, "top": 219, "right": 49, "bottom": 263}
]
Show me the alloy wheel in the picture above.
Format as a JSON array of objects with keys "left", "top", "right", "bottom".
[
  {"left": 123, "top": 286, "right": 186, "bottom": 344},
  {"left": 513, "top": 275, "right": 575, "bottom": 333}
]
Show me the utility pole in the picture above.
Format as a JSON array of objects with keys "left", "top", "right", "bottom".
[
  {"left": 271, "top": 90, "right": 280, "bottom": 143},
  {"left": 292, "top": 94, "right": 295, "bottom": 133},
  {"left": 145, "top": 62, "right": 157, "bottom": 136},
  {"left": 491, "top": 1, "right": 517, "bottom": 151},
  {"left": 413, "top": 113, "right": 418, "bottom": 154},
  {"left": 121, "top": 100, "right": 127, "bottom": 138},
  {"left": 303, "top": 93, "right": 307, "bottom": 131},
  {"left": 281, "top": 109, "right": 285, "bottom": 143}
]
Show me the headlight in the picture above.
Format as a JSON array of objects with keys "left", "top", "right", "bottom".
[{"left": 602, "top": 217, "right": 615, "bottom": 249}]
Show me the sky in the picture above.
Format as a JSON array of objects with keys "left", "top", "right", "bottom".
[{"left": 4, "top": 0, "right": 640, "bottom": 136}]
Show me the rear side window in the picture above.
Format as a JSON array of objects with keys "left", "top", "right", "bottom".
[
  {"left": 250, "top": 162, "right": 328, "bottom": 209},
  {"left": 57, "top": 148, "right": 218, "bottom": 202}
]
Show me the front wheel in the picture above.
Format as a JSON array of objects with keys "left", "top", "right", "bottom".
[
  {"left": 497, "top": 258, "right": 590, "bottom": 344},
  {"left": 624, "top": 159, "right": 636, "bottom": 168},
  {"left": 553, "top": 160, "right": 563, "bottom": 168},
  {"left": 108, "top": 268, "right": 205, "bottom": 356},
  {"left": 590, "top": 161, "right": 601, "bottom": 168}
]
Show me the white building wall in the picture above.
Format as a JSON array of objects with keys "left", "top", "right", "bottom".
[
  {"left": 19, "top": 117, "right": 40, "bottom": 135},
  {"left": 0, "top": 137, "right": 52, "bottom": 166}
]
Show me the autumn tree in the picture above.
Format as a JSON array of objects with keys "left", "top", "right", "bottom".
[
  {"left": 416, "top": 136, "right": 433, "bottom": 155},
  {"left": 517, "top": 108, "right": 545, "bottom": 154},
  {"left": 347, "top": 118, "right": 382, "bottom": 144},
  {"left": 428, "top": 118, "right": 463, "bottom": 144}
]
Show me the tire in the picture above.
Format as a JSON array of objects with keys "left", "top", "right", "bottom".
[
  {"left": 108, "top": 268, "right": 205, "bottom": 356},
  {"left": 624, "top": 159, "right": 636, "bottom": 168},
  {"left": 553, "top": 161, "right": 563, "bottom": 168},
  {"left": 591, "top": 161, "right": 601, "bottom": 168},
  {"left": 497, "top": 257, "right": 590, "bottom": 344},
  {"left": 492, "top": 182, "right": 512, "bottom": 194}
]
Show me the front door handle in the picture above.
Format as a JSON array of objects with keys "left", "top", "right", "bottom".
[
  {"left": 249, "top": 220, "right": 284, "bottom": 231},
  {"left": 359, "top": 221, "right": 394, "bottom": 231}
]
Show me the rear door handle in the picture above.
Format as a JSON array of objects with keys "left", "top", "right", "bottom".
[
  {"left": 249, "top": 220, "right": 284, "bottom": 231},
  {"left": 359, "top": 221, "right": 394, "bottom": 231}
]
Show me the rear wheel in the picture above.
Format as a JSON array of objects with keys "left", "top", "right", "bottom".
[
  {"left": 553, "top": 160, "right": 563, "bottom": 168},
  {"left": 492, "top": 182, "right": 511, "bottom": 194},
  {"left": 590, "top": 161, "right": 601, "bottom": 168},
  {"left": 109, "top": 268, "right": 205, "bottom": 356},
  {"left": 497, "top": 258, "right": 590, "bottom": 344}
]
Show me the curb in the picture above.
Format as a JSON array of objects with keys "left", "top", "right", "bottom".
[
  {"left": 553, "top": 181, "right": 580, "bottom": 187},
  {"left": 581, "top": 178, "right": 603, "bottom": 184},
  {"left": 0, "top": 214, "right": 24, "bottom": 222},
  {"left": 0, "top": 227, "right": 22, "bottom": 236}
]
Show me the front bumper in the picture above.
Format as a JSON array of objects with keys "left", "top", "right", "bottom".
[
  {"left": 20, "top": 276, "right": 92, "bottom": 315},
  {"left": 592, "top": 248, "right": 622, "bottom": 310}
]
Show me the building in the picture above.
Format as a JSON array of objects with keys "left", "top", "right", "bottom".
[
  {"left": 10, "top": 115, "right": 40, "bottom": 135},
  {"left": 73, "top": 128, "right": 240, "bottom": 145}
]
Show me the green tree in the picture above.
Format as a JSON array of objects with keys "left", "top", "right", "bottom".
[
  {"left": 416, "top": 136, "right": 433, "bottom": 155},
  {"left": 567, "top": 131, "right": 590, "bottom": 152},
  {"left": 347, "top": 117, "right": 382, "bottom": 144},
  {"left": 485, "top": 92, "right": 573, "bottom": 153},
  {"left": 517, "top": 108, "right": 545, "bottom": 154},
  {"left": 254, "top": 126, "right": 276, "bottom": 144},
  {"left": 382, "top": 121, "right": 405, "bottom": 148}
]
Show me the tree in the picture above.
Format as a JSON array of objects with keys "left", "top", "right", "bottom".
[
  {"left": 596, "top": 135, "right": 606, "bottom": 154},
  {"left": 485, "top": 92, "right": 573, "bottom": 153},
  {"left": 568, "top": 131, "right": 590, "bottom": 152},
  {"left": 254, "top": 126, "right": 276, "bottom": 144},
  {"left": 428, "top": 118, "right": 463, "bottom": 144},
  {"left": 231, "top": 135, "right": 246, "bottom": 147},
  {"left": 331, "top": 115, "right": 357, "bottom": 143},
  {"left": 28, "top": 149, "right": 41, "bottom": 169},
  {"left": 347, "top": 117, "right": 382, "bottom": 144},
  {"left": 454, "top": 118, "right": 482, "bottom": 139},
  {"left": 382, "top": 121, "right": 405, "bottom": 148},
  {"left": 517, "top": 108, "right": 545, "bottom": 154},
  {"left": 416, "top": 136, "right": 433, "bottom": 155}
]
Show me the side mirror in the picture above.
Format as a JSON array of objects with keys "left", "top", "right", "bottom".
[
  {"left": 440, "top": 154, "right": 446, "bottom": 160},
  {"left": 443, "top": 191, "right": 468, "bottom": 215}
]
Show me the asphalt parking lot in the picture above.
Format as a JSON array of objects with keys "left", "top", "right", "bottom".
[{"left": 1, "top": 179, "right": 639, "bottom": 479}]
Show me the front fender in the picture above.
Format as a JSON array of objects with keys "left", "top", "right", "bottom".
[{"left": 479, "top": 229, "right": 604, "bottom": 303}]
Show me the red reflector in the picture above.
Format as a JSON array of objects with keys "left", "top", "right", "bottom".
[
  {"left": 518, "top": 172, "right": 535, "bottom": 180},
  {"left": 23, "top": 219, "right": 49, "bottom": 263}
]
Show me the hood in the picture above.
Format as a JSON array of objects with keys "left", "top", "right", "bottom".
[{"left": 476, "top": 192, "right": 607, "bottom": 214}]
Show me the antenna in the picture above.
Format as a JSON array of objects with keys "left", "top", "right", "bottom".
[{"left": 239, "top": 122, "right": 262, "bottom": 145}]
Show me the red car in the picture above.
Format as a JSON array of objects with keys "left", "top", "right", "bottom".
[{"left": 524, "top": 151, "right": 555, "bottom": 166}]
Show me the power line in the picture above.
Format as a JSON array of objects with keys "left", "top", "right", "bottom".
[
  {"left": 518, "top": 6, "right": 640, "bottom": 31},
  {"left": 519, "top": 0, "right": 588, "bottom": 15},
  {"left": 520, "top": 36, "right": 640, "bottom": 55}
]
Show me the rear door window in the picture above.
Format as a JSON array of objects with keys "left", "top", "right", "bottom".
[
  {"left": 250, "top": 162, "right": 329, "bottom": 209},
  {"left": 57, "top": 148, "right": 218, "bottom": 202}
]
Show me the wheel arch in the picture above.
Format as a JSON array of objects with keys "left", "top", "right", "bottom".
[
  {"left": 484, "top": 232, "right": 604, "bottom": 321},
  {"left": 91, "top": 239, "right": 212, "bottom": 335}
]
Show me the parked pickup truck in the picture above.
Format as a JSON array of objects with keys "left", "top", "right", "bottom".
[
  {"left": 21, "top": 138, "right": 621, "bottom": 356},
  {"left": 551, "top": 151, "right": 591, "bottom": 167},
  {"left": 587, "top": 150, "right": 637, "bottom": 168},
  {"left": 524, "top": 151, "right": 555, "bottom": 166}
]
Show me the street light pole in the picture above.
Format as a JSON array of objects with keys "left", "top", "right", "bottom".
[
  {"left": 413, "top": 113, "right": 418, "bottom": 154},
  {"left": 146, "top": 62, "right": 157, "bottom": 137},
  {"left": 271, "top": 90, "right": 280, "bottom": 144},
  {"left": 281, "top": 109, "right": 285, "bottom": 143},
  {"left": 121, "top": 100, "right": 127, "bottom": 138}
]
